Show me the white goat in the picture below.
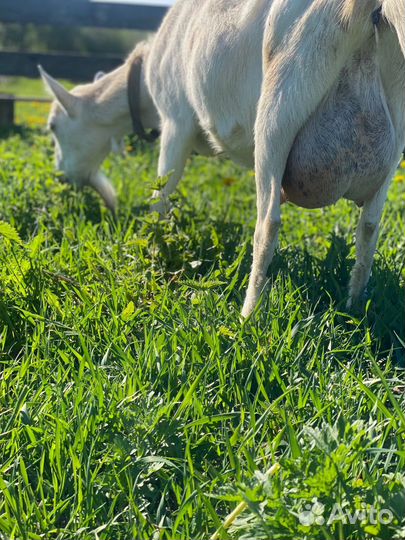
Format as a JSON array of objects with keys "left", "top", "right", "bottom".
[
  {"left": 39, "top": 40, "right": 160, "bottom": 212},
  {"left": 41, "top": 0, "right": 405, "bottom": 317},
  {"left": 145, "top": 0, "right": 405, "bottom": 316}
]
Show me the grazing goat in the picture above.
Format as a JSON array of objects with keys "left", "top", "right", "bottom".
[
  {"left": 145, "top": 0, "right": 405, "bottom": 316},
  {"left": 42, "top": 0, "right": 405, "bottom": 317},
  {"left": 39, "top": 40, "right": 160, "bottom": 213}
]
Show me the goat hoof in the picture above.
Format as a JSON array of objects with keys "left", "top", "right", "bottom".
[
  {"left": 346, "top": 290, "right": 369, "bottom": 313},
  {"left": 150, "top": 199, "right": 170, "bottom": 216}
]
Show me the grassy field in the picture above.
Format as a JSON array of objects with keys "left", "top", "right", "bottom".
[{"left": 0, "top": 79, "right": 404, "bottom": 540}]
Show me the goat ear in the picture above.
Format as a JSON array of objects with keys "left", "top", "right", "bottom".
[
  {"left": 38, "top": 65, "right": 80, "bottom": 118},
  {"left": 94, "top": 71, "right": 105, "bottom": 82}
]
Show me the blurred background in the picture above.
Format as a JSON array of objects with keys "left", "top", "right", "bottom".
[{"left": 0, "top": 0, "right": 172, "bottom": 127}]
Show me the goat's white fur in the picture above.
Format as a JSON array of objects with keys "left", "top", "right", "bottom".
[
  {"left": 145, "top": 0, "right": 405, "bottom": 316},
  {"left": 42, "top": 0, "right": 405, "bottom": 317},
  {"left": 39, "top": 41, "right": 159, "bottom": 212}
]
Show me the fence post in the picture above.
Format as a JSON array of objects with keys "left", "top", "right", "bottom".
[{"left": 0, "top": 95, "right": 15, "bottom": 128}]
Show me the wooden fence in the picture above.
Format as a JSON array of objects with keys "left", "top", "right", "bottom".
[
  {"left": 0, "top": 0, "right": 168, "bottom": 81},
  {"left": 0, "top": 0, "right": 168, "bottom": 126}
]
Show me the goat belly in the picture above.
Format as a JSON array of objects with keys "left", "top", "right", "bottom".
[{"left": 282, "top": 55, "right": 396, "bottom": 209}]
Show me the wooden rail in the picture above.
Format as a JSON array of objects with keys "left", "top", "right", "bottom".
[
  {"left": 0, "top": 0, "right": 168, "bottom": 31},
  {"left": 0, "top": 0, "right": 168, "bottom": 80},
  {"left": 0, "top": 51, "right": 124, "bottom": 81}
]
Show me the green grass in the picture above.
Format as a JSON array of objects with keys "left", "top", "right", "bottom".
[
  {"left": 0, "top": 77, "right": 74, "bottom": 127},
  {"left": 0, "top": 84, "right": 404, "bottom": 540}
]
